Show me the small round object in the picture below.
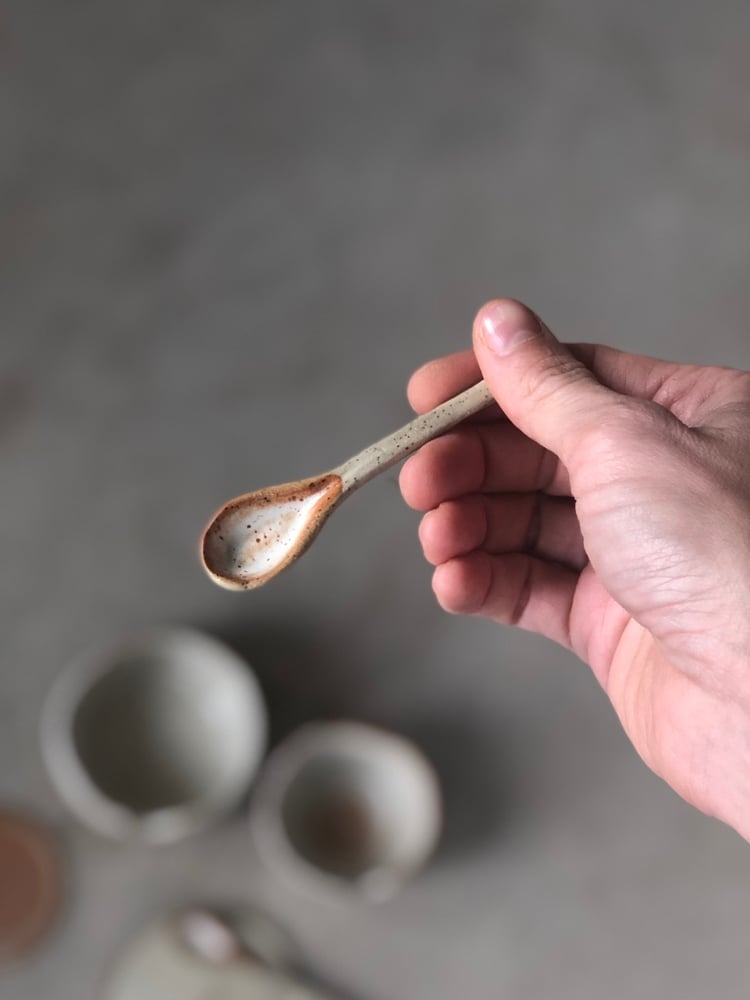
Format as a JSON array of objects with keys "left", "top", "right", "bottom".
[
  {"left": 250, "top": 722, "right": 442, "bottom": 902},
  {"left": 0, "top": 811, "right": 62, "bottom": 961},
  {"left": 41, "top": 628, "right": 268, "bottom": 843}
]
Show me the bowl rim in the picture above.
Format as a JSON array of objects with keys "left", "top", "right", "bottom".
[
  {"left": 40, "top": 626, "right": 268, "bottom": 844},
  {"left": 249, "top": 720, "right": 442, "bottom": 903}
]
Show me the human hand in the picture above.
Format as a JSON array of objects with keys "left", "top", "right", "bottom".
[{"left": 400, "top": 299, "right": 750, "bottom": 840}]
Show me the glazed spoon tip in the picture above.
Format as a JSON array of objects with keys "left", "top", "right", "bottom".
[{"left": 201, "top": 474, "right": 343, "bottom": 590}]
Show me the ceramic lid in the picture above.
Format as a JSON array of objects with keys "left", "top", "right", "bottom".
[{"left": 104, "top": 908, "right": 337, "bottom": 1000}]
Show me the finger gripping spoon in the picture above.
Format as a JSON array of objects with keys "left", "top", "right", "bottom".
[{"left": 201, "top": 380, "right": 493, "bottom": 590}]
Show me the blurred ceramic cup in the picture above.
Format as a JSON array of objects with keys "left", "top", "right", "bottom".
[
  {"left": 41, "top": 628, "right": 267, "bottom": 844},
  {"left": 250, "top": 722, "right": 442, "bottom": 902}
]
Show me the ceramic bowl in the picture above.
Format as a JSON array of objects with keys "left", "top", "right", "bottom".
[
  {"left": 250, "top": 721, "right": 442, "bottom": 902},
  {"left": 41, "top": 628, "right": 267, "bottom": 843}
]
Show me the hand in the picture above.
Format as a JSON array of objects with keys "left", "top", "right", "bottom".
[{"left": 400, "top": 299, "right": 750, "bottom": 840}]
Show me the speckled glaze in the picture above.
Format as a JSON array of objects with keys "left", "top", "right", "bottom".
[
  {"left": 201, "top": 380, "right": 493, "bottom": 590},
  {"left": 201, "top": 474, "right": 344, "bottom": 590},
  {"left": 336, "top": 380, "right": 493, "bottom": 491}
]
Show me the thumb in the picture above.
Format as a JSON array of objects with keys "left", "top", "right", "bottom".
[{"left": 473, "top": 299, "right": 620, "bottom": 462}]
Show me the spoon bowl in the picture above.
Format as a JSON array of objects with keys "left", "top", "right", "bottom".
[{"left": 202, "top": 474, "right": 343, "bottom": 591}]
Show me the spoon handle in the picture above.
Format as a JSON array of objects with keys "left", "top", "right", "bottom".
[{"left": 335, "top": 380, "right": 494, "bottom": 493}]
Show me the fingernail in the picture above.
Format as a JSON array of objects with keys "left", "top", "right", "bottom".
[{"left": 479, "top": 301, "right": 540, "bottom": 356}]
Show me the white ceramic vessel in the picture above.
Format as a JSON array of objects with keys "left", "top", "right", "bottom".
[
  {"left": 41, "top": 628, "right": 267, "bottom": 843},
  {"left": 250, "top": 721, "right": 442, "bottom": 902}
]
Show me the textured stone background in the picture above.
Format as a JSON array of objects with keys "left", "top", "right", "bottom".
[{"left": 2, "top": 2, "right": 750, "bottom": 998}]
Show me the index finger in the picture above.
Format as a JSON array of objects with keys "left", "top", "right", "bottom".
[{"left": 407, "top": 350, "right": 504, "bottom": 422}]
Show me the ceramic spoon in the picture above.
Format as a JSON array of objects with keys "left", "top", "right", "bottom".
[{"left": 201, "top": 380, "right": 493, "bottom": 590}]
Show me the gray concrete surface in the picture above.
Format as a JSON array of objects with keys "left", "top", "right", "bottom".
[{"left": 2, "top": 1, "right": 750, "bottom": 997}]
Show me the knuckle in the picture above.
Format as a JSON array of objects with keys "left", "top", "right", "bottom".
[
  {"left": 728, "top": 370, "right": 750, "bottom": 410},
  {"left": 573, "top": 399, "right": 657, "bottom": 468},
  {"left": 692, "top": 369, "right": 750, "bottom": 424},
  {"left": 518, "top": 351, "right": 591, "bottom": 407}
]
